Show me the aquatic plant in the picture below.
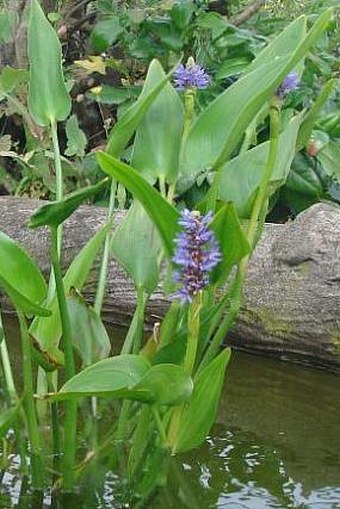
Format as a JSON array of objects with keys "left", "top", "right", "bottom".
[
  {"left": 172, "top": 209, "right": 221, "bottom": 302},
  {"left": 173, "top": 60, "right": 210, "bottom": 91},
  {"left": 0, "top": 1, "right": 334, "bottom": 506}
]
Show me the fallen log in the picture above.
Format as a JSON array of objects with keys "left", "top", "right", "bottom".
[{"left": 0, "top": 196, "right": 339, "bottom": 371}]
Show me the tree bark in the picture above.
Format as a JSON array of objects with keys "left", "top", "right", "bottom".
[{"left": 0, "top": 196, "right": 339, "bottom": 371}]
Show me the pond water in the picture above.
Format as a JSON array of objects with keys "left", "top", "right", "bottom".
[{"left": 1, "top": 317, "right": 340, "bottom": 508}]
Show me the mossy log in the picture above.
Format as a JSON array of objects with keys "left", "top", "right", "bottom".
[{"left": 0, "top": 196, "right": 339, "bottom": 371}]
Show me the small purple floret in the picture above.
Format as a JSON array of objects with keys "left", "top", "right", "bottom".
[
  {"left": 276, "top": 71, "right": 300, "bottom": 98},
  {"left": 172, "top": 209, "right": 221, "bottom": 303},
  {"left": 173, "top": 63, "right": 210, "bottom": 91}
]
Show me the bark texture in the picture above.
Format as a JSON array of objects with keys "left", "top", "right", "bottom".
[{"left": 0, "top": 196, "right": 339, "bottom": 371}]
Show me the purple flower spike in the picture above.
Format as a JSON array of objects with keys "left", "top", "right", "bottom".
[
  {"left": 173, "top": 59, "right": 210, "bottom": 91},
  {"left": 276, "top": 71, "right": 300, "bottom": 98},
  {"left": 172, "top": 209, "right": 222, "bottom": 303}
]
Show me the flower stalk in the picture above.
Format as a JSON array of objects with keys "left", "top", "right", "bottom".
[
  {"left": 50, "top": 225, "right": 77, "bottom": 489},
  {"left": 200, "top": 97, "right": 281, "bottom": 369},
  {"left": 17, "top": 310, "right": 44, "bottom": 489}
]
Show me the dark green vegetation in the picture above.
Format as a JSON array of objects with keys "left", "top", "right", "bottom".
[{"left": 0, "top": 0, "right": 339, "bottom": 218}]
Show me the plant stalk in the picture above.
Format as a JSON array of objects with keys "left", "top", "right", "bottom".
[
  {"left": 50, "top": 226, "right": 77, "bottom": 489},
  {"left": 200, "top": 99, "right": 281, "bottom": 369},
  {"left": 167, "top": 293, "right": 202, "bottom": 449},
  {"left": 50, "top": 119, "right": 63, "bottom": 203},
  {"left": 0, "top": 314, "right": 17, "bottom": 403},
  {"left": 183, "top": 293, "right": 202, "bottom": 374},
  {"left": 94, "top": 178, "right": 117, "bottom": 315},
  {"left": 17, "top": 310, "right": 44, "bottom": 489}
]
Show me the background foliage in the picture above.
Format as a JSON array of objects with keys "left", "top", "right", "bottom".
[{"left": 0, "top": 0, "right": 339, "bottom": 219}]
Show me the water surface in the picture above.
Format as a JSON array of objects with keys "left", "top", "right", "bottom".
[{"left": 1, "top": 318, "right": 339, "bottom": 508}]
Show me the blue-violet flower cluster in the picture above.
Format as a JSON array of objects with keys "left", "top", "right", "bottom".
[
  {"left": 276, "top": 71, "right": 300, "bottom": 98},
  {"left": 174, "top": 62, "right": 210, "bottom": 91},
  {"left": 172, "top": 209, "right": 221, "bottom": 303}
]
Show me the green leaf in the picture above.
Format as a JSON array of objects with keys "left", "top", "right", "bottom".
[
  {"left": 0, "top": 405, "right": 19, "bottom": 438},
  {"left": 45, "top": 355, "right": 193, "bottom": 406},
  {"left": 106, "top": 59, "right": 175, "bottom": 157},
  {"left": 215, "top": 57, "right": 252, "bottom": 80},
  {"left": 0, "top": 67, "right": 28, "bottom": 94},
  {"left": 128, "top": 405, "right": 153, "bottom": 479},
  {"left": 29, "top": 178, "right": 108, "bottom": 228},
  {"left": 0, "top": 9, "right": 17, "bottom": 44},
  {"left": 177, "top": 9, "right": 333, "bottom": 192},
  {"left": 90, "top": 16, "right": 123, "bottom": 52},
  {"left": 65, "top": 114, "right": 87, "bottom": 157},
  {"left": 131, "top": 60, "right": 183, "bottom": 184},
  {"left": 218, "top": 114, "right": 302, "bottom": 217},
  {"left": 152, "top": 334, "right": 186, "bottom": 366},
  {"left": 28, "top": 0, "right": 71, "bottom": 126},
  {"left": 210, "top": 203, "right": 250, "bottom": 284},
  {"left": 97, "top": 152, "right": 180, "bottom": 257},
  {"left": 297, "top": 79, "right": 336, "bottom": 151},
  {"left": 29, "top": 224, "right": 108, "bottom": 368},
  {"left": 282, "top": 153, "right": 324, "bottom": 213},
  {"left": 0, "top": 231, "right": 49, "bottom": 316},
  {"left": 67, "top": 288, "right": 111, "bottom": 367},
  {"left": 317, "top": 141, "right": 340, "bottom": 181},
  {"left": 111, "top": 201, "right": 161, "bottom": 293},
  {"left": 174, "top": 348, "right": 231, "bottom": 452},
  {"left": 132, "top": 363, "right": 193, "bottom": 406},
  {"left": 171, "top": 1, "right": 194, "bottom": 30}
]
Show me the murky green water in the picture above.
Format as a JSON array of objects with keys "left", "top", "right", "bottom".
[{"left": 1, "top": 317, "right": 340, "bottom": 508}]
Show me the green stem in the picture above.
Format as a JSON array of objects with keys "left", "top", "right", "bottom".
[
  {"left": 199, "top": 265, "right": 245, "bottom": 372},
  {"left": 200, "top": 100, "right": 281, "bottom": 369},
  {"left": 17, "top": 310, "right": 44, "bottom": 489},
  {"left": 205, "top": 165, "right": 222, "bottom": 213},
  {"left": 50, "top": 226, "right": 77, "bottom": 489},
  {"left": 47, "top": 372, "right": 61, "bottom": 473},
  {"left": 183, "top": 293, "right": 202, "bottom": 374},
  {"left": 167, "top": 183, "right": 176, "bottom": 203},
  {"left": 0, "top": 314, "right": 17, "bottom": 403},
  {"left": 245, "top": 99, "right": 280, "bottom": 248},
  {"left": 62, "top": 400, "right": 77, "bottom": 490},
  {"left": 167, "top": 294, "right": 202, "bottom": 449},
  {"left": 116, "top": 400, "right": 132, "bottom": 442},
  {"left": 133, "top": 288, "right": 147, "bottom": 355},
  {"left": 0, "top": 313, "right": 28, "bottom": 475},
  {"left": 182, "top": 89, "right": 196, "bottom": 142},
  {"left": 159, "top": 175, "right": 167, "bottom": 199},
  {"left": 94, "top": 179, "right": 117, "bottom": 315},
  {"left": 152, "top": 407, "right": 167, "bottom": 447},
  {"left": 50, "top": 119, "right": 63, "bottom": 203},
  {"left": 50, "top": 227, "right": 74, "bottom": 380}
]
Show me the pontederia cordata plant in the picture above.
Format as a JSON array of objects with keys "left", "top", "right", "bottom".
[{"left": 0, "top": 0, "right": 334, "bottom": 503}]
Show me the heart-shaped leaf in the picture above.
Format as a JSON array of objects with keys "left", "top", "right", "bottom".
[
  {"left": 44, "top": 355, "right": 193, "bottom": 406},
  {"left": 111, "top": 201, "right": 162, "bottom": 294},
  {"left": 97, "top": 152, "right": 180, "bottom": 257},
  {"left": 67, "top": 288, "right": 111, "bottom": 367},
  {"left": 29, "top": 223, "right": 108, "bottom": 369},
  {"left": 106, "top": 59, "right": 176, "bottom": 157},
  {"left": 131, "top": 60, "right": 183, "bottom": 184},
  {"left": 28, "top": 0, "right": 71, "bottom": 125}
]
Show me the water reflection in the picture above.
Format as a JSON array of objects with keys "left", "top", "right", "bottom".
[
  {"left": 1, "top": 320, "right": 340, "bottom": 508},
  {"left": 151, "top": 352, "right": 340, "bottom": 508}
]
